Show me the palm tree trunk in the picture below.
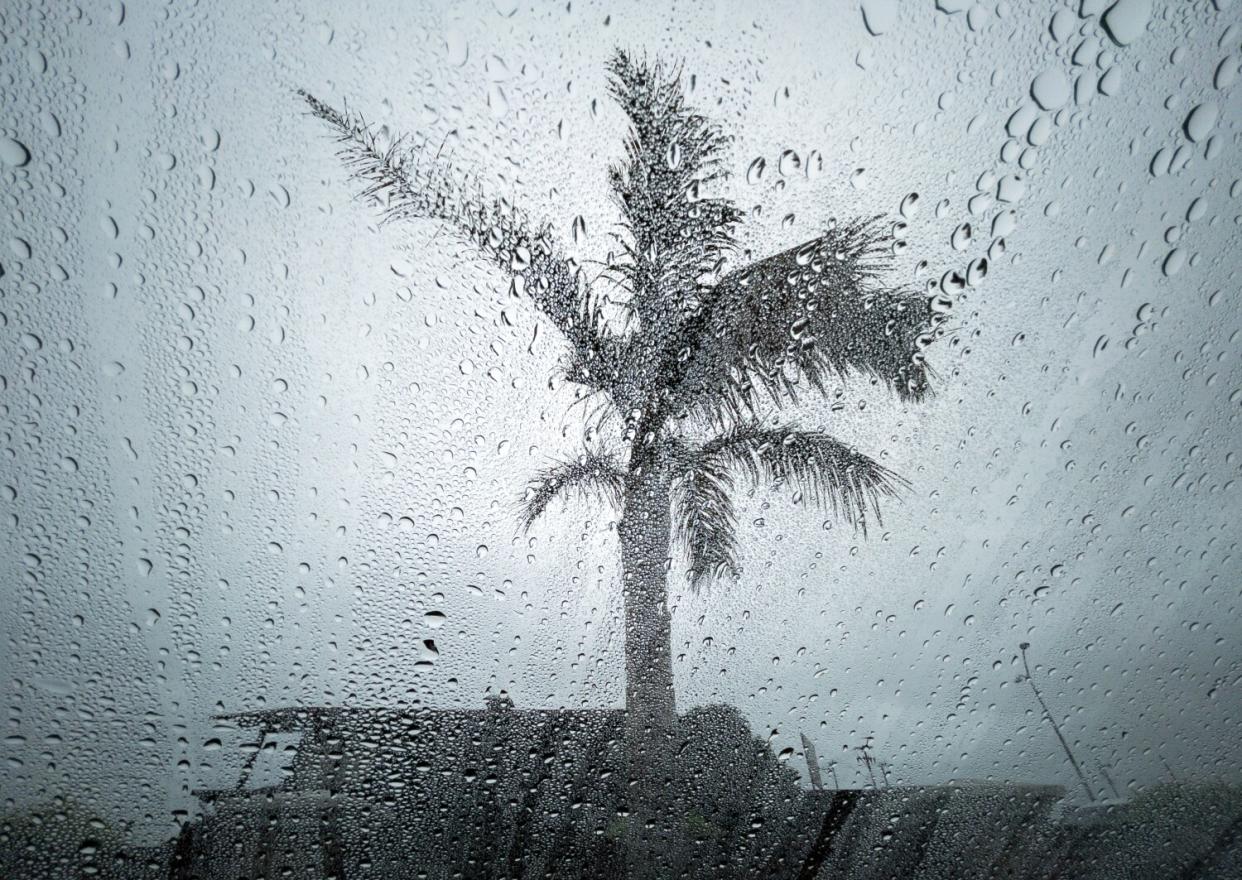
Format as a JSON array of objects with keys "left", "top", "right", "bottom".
[
  {"left": 618, "top": 463, "right": 677, "bottom": 875},
  {"left": 618, "top": 468, "right": 676, "bottom": 731}
]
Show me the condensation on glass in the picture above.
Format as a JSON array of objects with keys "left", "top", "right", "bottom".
[{"left": 2, "top": 1, "right": 1240, "bottom": 877}]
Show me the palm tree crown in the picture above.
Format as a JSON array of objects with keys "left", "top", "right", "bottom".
[{"left": 301, "top": 48, "right": 933, "bottom": 593}]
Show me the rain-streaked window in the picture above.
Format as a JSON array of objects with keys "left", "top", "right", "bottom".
[{"left": 3, "top": 1, "right": 1241, "bottom": 878}]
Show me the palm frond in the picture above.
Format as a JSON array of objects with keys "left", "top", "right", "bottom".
[
  {"left": 604, "top": 50, "right": 741, "bottom": 334},
  {"left": 660, "top": 218, "right": 934, "bottom": 425},
  {"left": 300, "top": 90, "right": 615, "bottom": 393},
  {"left": 670, "top": 456, "right": 741, "bottom": 590},
  {"left": 701, "top": 423, "right": 907, "bottom": 535},
  {"left": 518, "top": 451, "right": 625, "bottom": 531}
]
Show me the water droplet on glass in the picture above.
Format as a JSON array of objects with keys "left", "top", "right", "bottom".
[
  {"left": 745, "top": 157, "right": 766, "bottom": 186},
  {"left": 860, "top": 0, "right": 898, "bottom": 36},
  {"left": 0, "top": 136, "right": 31, "bottom": 167},
  {"left": 1102, "top": 0, "right": 1152, "bottom": 47},
  {"left": 1031, "top": 70, "right": 1070, "bottom": 110},
  {"left": 1184, "top": 102, "right": 1218, "bottom": 143}
]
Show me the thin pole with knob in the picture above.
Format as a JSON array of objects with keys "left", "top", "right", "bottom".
[{"left": 1019, "top": 641, "right": 1096, "bottom": 802}]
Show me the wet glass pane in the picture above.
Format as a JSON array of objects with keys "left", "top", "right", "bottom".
[{"left": 2, "top": 1, "right": 1241, "bottom": 877}]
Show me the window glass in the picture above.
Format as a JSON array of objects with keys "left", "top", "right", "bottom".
[{"left": 2, "top": 2, "right": 1240, "bottom": 877}]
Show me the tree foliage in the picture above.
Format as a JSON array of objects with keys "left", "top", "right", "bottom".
[{"left": 303, "top": 48, "right": 936, "bottom": 589}]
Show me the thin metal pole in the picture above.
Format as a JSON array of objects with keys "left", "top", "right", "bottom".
[
  {"left": 801, "top": 733, "right": 824, "bottom": 791},
  {"left": 1160, "top": 755, "right": 1179, "bottom": 783},
  {"left": 856, "top": 742, "right": 877, "bottom": 789},
  {"left": 1093, "top": 753, "right": 1122, "bottom": 800},
  {"left": 1020, "top": 643, "right": 1096, "bottom": 802}
]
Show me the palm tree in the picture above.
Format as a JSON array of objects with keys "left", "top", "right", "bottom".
[{"left": 300, "top": 48, "right": 933, "bottom": 753}]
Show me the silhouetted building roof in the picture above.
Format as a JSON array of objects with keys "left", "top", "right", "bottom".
[{"left": 188, "top": 700, "right": 811, "bottom": 879}]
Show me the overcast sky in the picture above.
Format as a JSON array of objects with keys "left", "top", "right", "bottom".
[{"left": 2, "top": 0, "right": 1240, "bottom": 842}]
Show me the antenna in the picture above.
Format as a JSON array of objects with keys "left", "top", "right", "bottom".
[{"left": 855, "top": 738, "right": 878, "bottom": 789}]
